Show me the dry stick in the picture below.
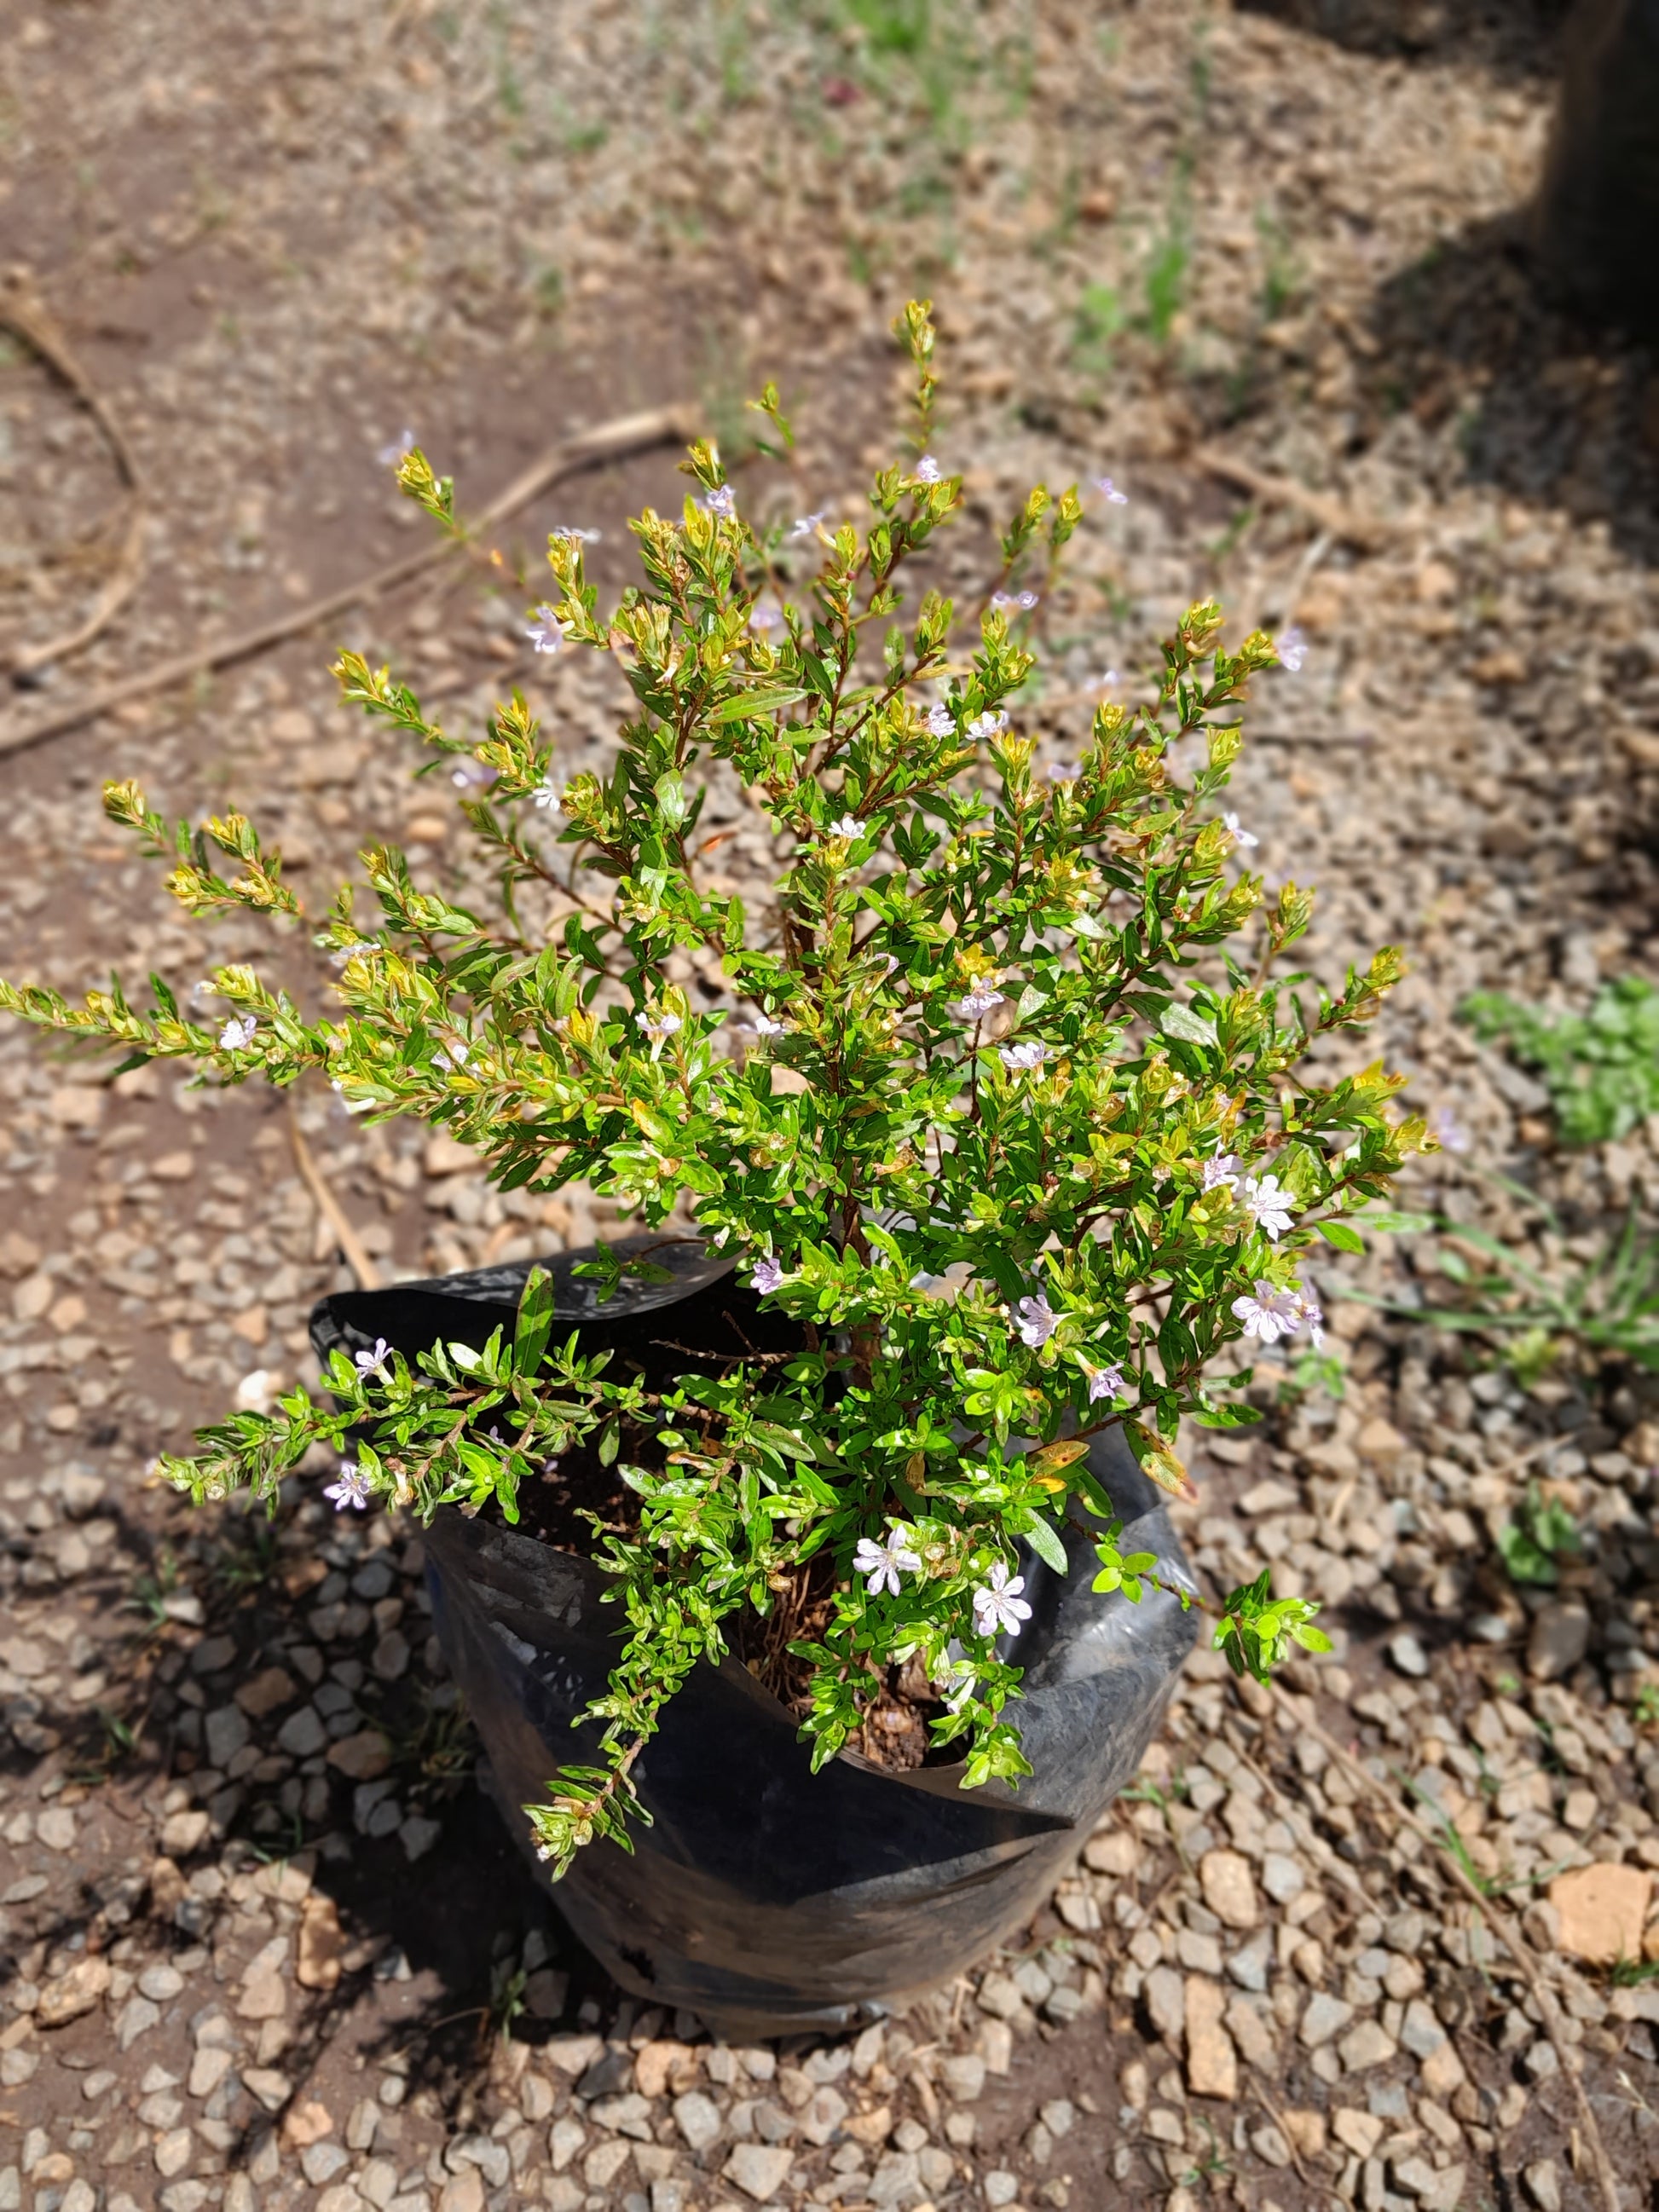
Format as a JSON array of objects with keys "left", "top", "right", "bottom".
[
  {"left": 0, "top": 402, "right": 692, "bottom": 760},
  {"left": 289, "top": 1107, "right": 383, "bottom": 1293},
  {"left": 1271, "top": 1684, "right": 1624, "bottom": 2212},
  {"left": 1194, "top": 443, "right": 1391, "bottom": 554},
  {"left": 1, "top": 269, "right": 147, "bottom": 677}
]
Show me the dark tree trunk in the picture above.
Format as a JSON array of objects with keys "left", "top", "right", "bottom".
[{"left": 1533, "top": 0, "right": 1659, "bottom": 338}]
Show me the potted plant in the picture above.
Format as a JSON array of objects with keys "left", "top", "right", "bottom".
[{"left": 0, "top": 303, "right": 1426, "bottom": 2033}]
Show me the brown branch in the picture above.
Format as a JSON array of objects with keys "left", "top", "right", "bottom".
[
  {"left": 289, "top": 1104, "right": 383, "bottom": 1291},
  {"left": 0, "top": 401, "right": 695, "bottom": 759},
  {"left": 1194, "top": 443, "right": 1390, "bottom": 554}
]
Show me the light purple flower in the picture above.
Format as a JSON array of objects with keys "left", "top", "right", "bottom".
[
  {"left": 966, "top": 710, "right": 1009, "bottom": 742},
  {"left": 377, "top": 428, "right": 416, "bottom": 467},
  {"left": 354, "top": 1337, "right": 393, "bottom": 1379},
  {"left": 914, "top": 455, "right": 942, "bottom": 484},
  {"left": 1095, "top": 476, "right": 1129, "bottom": 505},
  {"left": 434, "top": 1037, "right": 471, "bottom": 1073},
  {"left": 991, "top": 590, "right": 1039, "bottom": 612},
  {"left": 973, "top": 1561, "right": 1032, "bottom": 1639},
  {"left": 1223, "top": 811, "right": 1259, "bottom": 850},
  {"left": 926, "top": 703, "right": 956, "bottom": 736},
  {"left": 324, "top": 1460, "right": 372, "bottom": 1512},
  {"left": 702, "top": 484, "right": 737, "bottom": 519},
  {"left": 525, "top": 604, "right": 565, "bottom": 655},
  {"left": 1243, "top": 1174, "right": 1297, "bottom": 1241},
  {"left": 854, "top": 1526, "right": 922, "bottom": 1598},
  {"left": 450, "top": 758, "right": 495, "bottom": 789},
  {"left": 1046, "top": 759, "right": 1079, "bottom": 784},
  {"left": 637, "top": 1010, "right": 682, "bottom": 1052},
  {"left": 999, "top": 1039, "right": 1047, "bottom": 1072},
  {"left": 952, "top": 985, "right": 1006, "bottom": 1023},
  {"left": 550, "top": 523, "right": 602, "bottom": 545},
  {"left": 1232, "top": 1281, "right": 1304, "bottom": 1345},
  {"left": 752, "top": 1256, "right": 786, "bottom": 1295},
  {"left": 1014, "top": 1293, "right": 1059, "bottom": 1349},
  {"left": 1100, "top": 668, "right": 1120, "bottom": 687},
  {"left": 1202, "top": 1149, "right": 1241, "bottom": 1193},
  {"left": 792, "top": 511, "right": 827, "bottom": 536},
  {"left": 1291, "top": 1287, "right": 1326, "bottom": 1348},
  {"left": 749, "top": 600, "right": 786, "bottom": 637},
  {"left": 1432, "top": 1106, "right": 1471, "bottom": 1155},
  {"left": 218, "top": 1014, "right": 257, "bottom": 1051},
  {"left": 1083, "top": 1360, "right": 1126, "bottom": 1404},
  {"left": 827, "top": 813, "right": 864, "bottom": 839},
  {"left": 1277, "top": 627, "right": 1306, "bottom": 673}
]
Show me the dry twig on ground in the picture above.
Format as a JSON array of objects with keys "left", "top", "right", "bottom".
[
  {"left": 1, "top": 266, "right": 147, "bottom": 679},
  {"left": 0, "top": 401, "right": 692, "bottom": 760}
]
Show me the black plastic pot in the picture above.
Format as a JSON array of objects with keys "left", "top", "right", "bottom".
[{"left": 312, "top": 1241, "right": 1198, "bottom": 2039}]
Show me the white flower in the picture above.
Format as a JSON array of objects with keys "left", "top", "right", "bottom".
[
  {"left": 913, "top": 454, "right": 941, "bottom": 483},
  {"left": 330, "top": 1079, "right": 373, "bottom": 1115},
  {"left": 1223, "top": 811, "right": 1259, "bottom": 850},
  {"left": 354, "top": 1337, "right": 393, "bottom": 1379},
  {"left": 1243, "top": 1173, "right": 1297, "bottom": 1241},
  {"left": 1082, "top": 1360, "right": 1126, "bottom": 1403},
  {"left": 991, "top": 589, "right": 1039, "bottom": 611},
  {"left": 1277, "top": 627, "right": 1306, "bottom": 673},
  {"left": 926, "top": 702, "right": 956, "bottom": 736},
  {"left": 550, "top": 523, "right": 602, "bottom": 544},
  {"left": 749, "top": 600, "right": 786, "bottom": 637},
  {"left": 377, "top": 427, "right": 416, "bottom": 467},
  {"left": 324, "top": 1460, "right": 373, "bottom": 1512},
  {"left": 854, "top": 1526, "right": 922, "bottom": 1598},
  {"left": 935, "top": 1658, "right": 978, "bottom": 1712},
  {"left": 1202, "top": 1148, "right": 1242, "bottom": 1193},
  {"left": 525, "top": 604, "right": 565, "bottom": 655},
  {"left": 752, "top": 1256, "right": 785, "bottom": 1294},
  {"left": 1291, "top": 1287, "right": 1326, "bottom": 1348},
  {"left": 531, "top": 777, "right": 560, "bottom": 809},
  {"left": 1095, "top": 476, "right": 1129, "bottom": 505},
  {"left": 1014, "top": 1293, "right": 1059, "bottom": 1349},
  {"left": 999, "top": 1039, "right": 1047, "bottom": 1072},
  {"left": 434, "top": 1038, "right": 471, "bottom": 1073},
  {"left": 450, "top": 758, "right": 494, "bottom": 789},
  {"left": 218, "top": 1014, "right": 257, "bottom": 1051},
  {"left": 1100, "top": 668, "right": 1119, "bottom": 688},
  {"left": 1232, "top": 1281, "right": 1304, "bottom": 1345},
  {"left": 234, "top": 1369, "right": 276, "bottom": 1411},
  {"left": 791, "top": 511, "right": 827, "bottom": 536},
  {"left": 973, "top": 1561, "right": 1032, "bottom": 1640},
  {"left": 702, "top": 484, "right": 737, "bottom": 518},
  {"left": 952, "top": 985, "right": 1006, "bottom": 1023},
  {"left": 637, "top": 1010, "right": 683, "bottom": 1048},
  {"left": 827, "top": 813, "right": 864, "bottom": 840},
  {"left": 748, "top": 1011, "right": 788, "bottom": 1037},
  {"left": 1046, "top": 759, "right": 1079, "bottom": 784},
  {"left": 965, "top": 710, "right": 1008, "bottom": 742}
]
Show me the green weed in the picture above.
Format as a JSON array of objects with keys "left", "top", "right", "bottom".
[{"left": 1464, "top": 976, "right": 1659, "bottom": 1146}]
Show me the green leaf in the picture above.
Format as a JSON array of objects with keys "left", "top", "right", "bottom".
[
  {"left": 1316, "top": 1220, "right": 1366, "bottom": 1253},
  {"left": 1192, "top": 1403, "right": 1263, "bottom": 1429},
  {"left": 1160, "top": 1002, "right": 1218, "bottom": 1048},
  {"left": 710, "top": 687, "right": 807, "bottom": 724},
  {"left": 513, "top": 1266, "right": 554, "bottom": 1378},
  {"left": 1025, "top": 1515, "right": 1069, "bottom": 1574}
]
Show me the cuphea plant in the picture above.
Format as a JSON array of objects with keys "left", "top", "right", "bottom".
[{"left": 0, "top": 304, "right": 1428, "bottom": 1872}]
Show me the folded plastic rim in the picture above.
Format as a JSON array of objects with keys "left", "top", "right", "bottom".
[{"left": 310, "top": 1243, "right": 1199, "bottom": 2038}]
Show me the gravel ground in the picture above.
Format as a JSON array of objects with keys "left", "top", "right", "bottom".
[{"left": 4, "top": 3, "right": 1659, "bottom": 2211}]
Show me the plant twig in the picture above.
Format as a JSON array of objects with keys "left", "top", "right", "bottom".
[
  {"left": 1, "top": 267, "right": 147, "bottom": 678},
  {"left": 1271, "top": 1685, "right": 1622, "bottom": 2212},
  {"left": 0, "top": 401, "right": 693, "bottom": 759},
  {"left": 289, "top": 1106, "right": 383, "bottom": 1291},
  {"left": 1194, "top": 443, "right": 1390, "bottom": 553}
]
